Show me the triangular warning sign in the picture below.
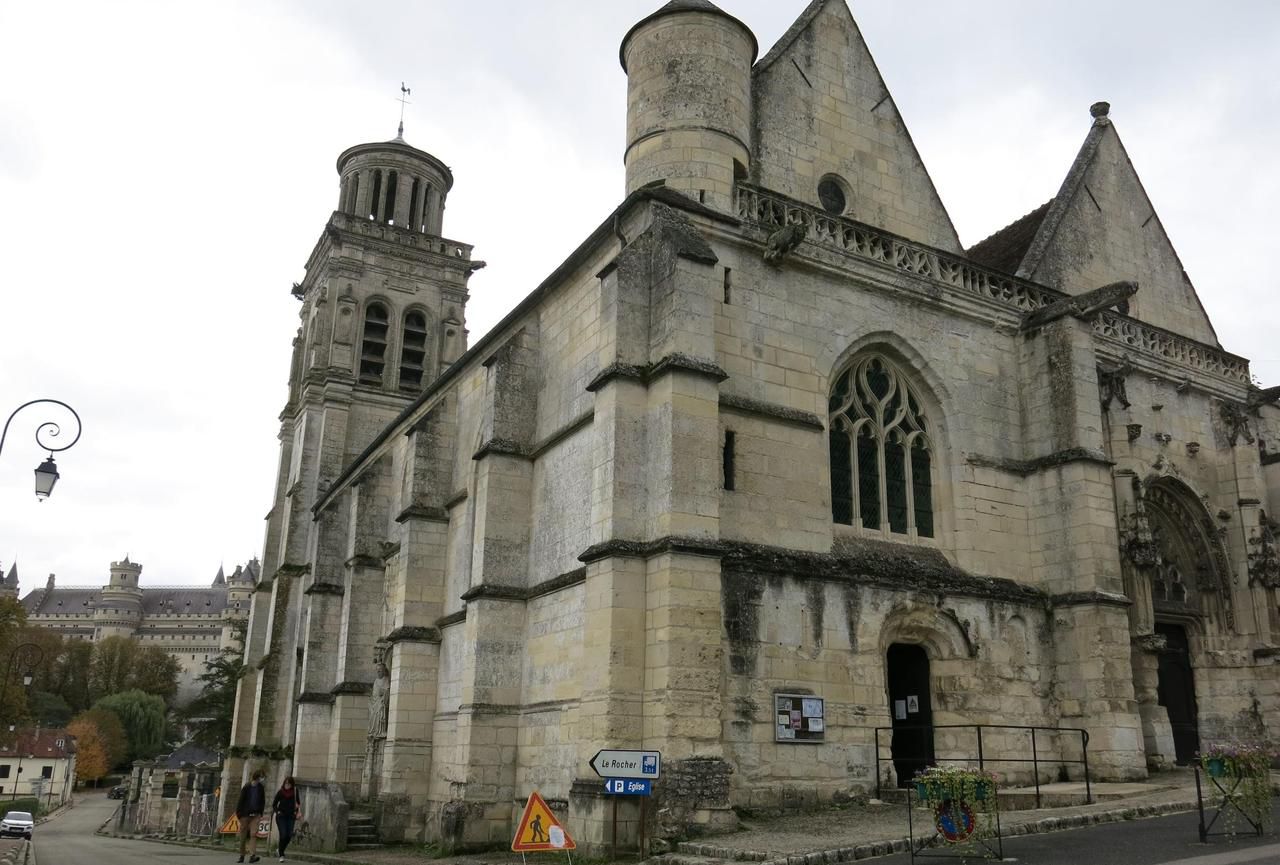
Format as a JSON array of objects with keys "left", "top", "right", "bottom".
[
  {"left": 219, "top": 814, "right": 240, "bottom": 835},
  {"left": 512, "top": 790, "right": 575, "bottom": 852}
]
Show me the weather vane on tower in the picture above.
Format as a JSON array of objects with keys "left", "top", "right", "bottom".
[{"left": 397, "top": 82, "right": 411, "bottom": 140}]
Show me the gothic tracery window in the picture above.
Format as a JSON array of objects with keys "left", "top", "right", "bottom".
[{"left": 829, "top": 353, "right": 935, "bottom": 538}]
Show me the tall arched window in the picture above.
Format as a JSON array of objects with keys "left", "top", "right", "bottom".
[
  {"left": 829, "top": 353, "right": 934, "bottom": 538},
  {"left": 359, "top": 303, "right": 390, "bottom": 385},
  {"left": 399, "top": 311, "right": 428, "bottom": 391}
]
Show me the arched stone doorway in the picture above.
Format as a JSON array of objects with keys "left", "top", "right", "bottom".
[{"left": 1121, "top": 476, "right": 1230, "bottom": 768}]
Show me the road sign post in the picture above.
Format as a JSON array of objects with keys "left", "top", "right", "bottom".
[{"left": 591, "top": 750, "right": 660, "bottom": 859}]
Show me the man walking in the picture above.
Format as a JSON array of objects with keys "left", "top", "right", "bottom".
[{"left": 235, "top": 769, "right": 267, "bottom": 863}]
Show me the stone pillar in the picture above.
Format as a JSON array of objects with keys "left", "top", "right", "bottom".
[
  {"left": 393, "top": 172, "right": 412, "bottom": 228},
  {"left": 1022, "top": 317, "right": 1144, "bottom": 779}
]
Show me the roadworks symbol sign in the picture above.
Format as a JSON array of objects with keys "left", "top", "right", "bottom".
[
  {"left": 219, "top": 814, "right": 270, "bottom": 838},
  {"left": 511, "top": 790, "right": 575, "bottom": 852}
]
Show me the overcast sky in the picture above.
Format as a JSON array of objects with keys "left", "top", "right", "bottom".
[{"left": 1, "top": 0, "right": 1277, "bottom": 589}]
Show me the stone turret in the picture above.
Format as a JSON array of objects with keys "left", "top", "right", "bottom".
[
  {"left": 94, "top": 556, "right": 144, "bottom": 639},
  {"left": 621, "top": 0, "right": 757, "bottom": 210},
  {"left": 335, "top": 134, "right": 453, "bottom": 236},
  {"left": 0, "top": 563, "right": 17, "bottom": 599}
]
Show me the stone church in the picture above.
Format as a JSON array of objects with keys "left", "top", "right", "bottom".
[
  {"left": 6, "top": 558, "right": 256, "bottom": 703},
  {"left": 224, "top": 0, "right": 1280, "bottom": 851}
]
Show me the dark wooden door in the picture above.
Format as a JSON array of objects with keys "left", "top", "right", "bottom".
[
  {"left": 1155, "top": 623, "right": 1199, "bottom": 764},
  {"left": 887, "top": 643, "right": 935, "bottom": 786}
]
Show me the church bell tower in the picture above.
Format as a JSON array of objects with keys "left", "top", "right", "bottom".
[{"left": 261, "top": 124, "right": 483, "bottom": 636}]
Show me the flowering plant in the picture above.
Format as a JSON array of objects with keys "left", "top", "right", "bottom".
[
  {"left": 1198, "top": 740, "right": 1276, "bottom": 833},
  {"left": 913, "top": 765, "right": 999, "bottom": 803},
  {"left": 1199, "top": 741, "right": 1275, "bottom": 777}
]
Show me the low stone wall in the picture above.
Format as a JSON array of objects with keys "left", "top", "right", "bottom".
[{"left": 291, "top": 780, "right": 350, "bottom": 853}]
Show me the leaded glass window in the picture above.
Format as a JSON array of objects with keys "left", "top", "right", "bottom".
[{"left": 829, "top": 354, "right": 935, "bottom": 538}]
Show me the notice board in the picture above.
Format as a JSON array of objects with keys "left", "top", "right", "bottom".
[{"left": 774, "top": 693, "right": 825, "bottom": 743}]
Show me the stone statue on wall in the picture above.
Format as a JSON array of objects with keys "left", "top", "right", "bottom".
[{"left": 367, "top": 647, "right": 390, "bottom": 741}]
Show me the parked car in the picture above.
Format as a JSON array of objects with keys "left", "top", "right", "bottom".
[
  {"left": 0, "top": 811, "right": 33, "bottom": 839},
  {"left": 108, "top": 785, "right": 127, "bottom": 799}
]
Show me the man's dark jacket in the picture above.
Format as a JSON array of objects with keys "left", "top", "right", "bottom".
[{"left": 236, "top": 780, "right": 266, "bottom": 817}]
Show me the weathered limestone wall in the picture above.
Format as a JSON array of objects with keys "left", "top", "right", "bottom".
[{"left": 721, "top": 572, "right": 1057, "bottom": 804}]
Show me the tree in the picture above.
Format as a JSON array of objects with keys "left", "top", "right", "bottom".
[
  {"left": 88, "top": 636, "right": 139, "bottom": 702},
  {"left": 0, "top": 598, "right": 31, "bottom": 727},
  {"left": 50, "top": 640, "right": 94, "bottom": 714},
  {"left": 93, "top": 690, "right": 167, "bottom": 762},
  {"left": 180, "top": 623, "right": 246, "bottom": 750},
  {"left": 27, "top": 691, "right": 72, "bottom": 727},
  {"left": 67, "top": 716, "right": 110, "bottom": 787},
  {"left": 133, "top": 646, "right": 182, "bottom": 704},
  {"left": 81, "top": 707, "right": 128, "bottom": 768},
  {"left": 88, "top": 637, "right": 181, "bottom": 706}
]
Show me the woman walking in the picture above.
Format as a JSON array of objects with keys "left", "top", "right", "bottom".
[{"left": 272, "top": 776, "right": 303, "bottom": 862}]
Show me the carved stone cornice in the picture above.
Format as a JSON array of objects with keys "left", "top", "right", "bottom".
[
  {"left": 344, "top": 554, "right": 385, "bottom": 570},
  {"left": 303, "top": 582, "right": 344, "bottom": 597},
  {"left": 330, "top": 681, "right": 372, "bottom": 696},
  {"left": 384, "top": 625, "right": 442, "bottom": 645},
  {"left": 586, "top": 354, "right": 728, "bottom": 394},
  {"left": 719, "top": 393, "right": 824, "bottom": 431},
  {"left": 736, "top": 183, "right": 1250, "bottom": 386},
  {"left": 965, "top": 448, "right": 1113, "bottom": 477},
  {"left": 1050, "top": 590, "right": 1132, "bottom": 609},
  {"left": 471, "top": 438, "right": 531, "bottom": 462},
  {"left": 296, "top": 692, "right": 335, "bottom": 705},
  {"left": 394, "top": 505, "right": 449, "bottom": 524}
]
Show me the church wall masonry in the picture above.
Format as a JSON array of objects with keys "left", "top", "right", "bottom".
[{"left": 227, "top": 0, "right": 1280, "bottom": 854}]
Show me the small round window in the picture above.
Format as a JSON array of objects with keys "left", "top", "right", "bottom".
[{"left": 817, "top": 175, "right": 849, "bottom": 216}]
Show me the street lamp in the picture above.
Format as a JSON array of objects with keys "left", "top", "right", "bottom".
[
  {"left": 0, "top": 399, "right": 82, "bottom": 501},
  {"left": 0, "top": 643, "right": 45, "bottom": 731}
]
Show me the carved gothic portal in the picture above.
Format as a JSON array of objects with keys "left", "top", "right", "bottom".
[{"left": 1124, "top": 478, "right": 1231, "bottom": 770}]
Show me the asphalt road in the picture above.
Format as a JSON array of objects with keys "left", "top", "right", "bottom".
[
  {"left": 874, "top": 800, "right": 1279, "bottom": 865},
  {"left": 35, "top": 793, "right": 236, "bottom": 865}
]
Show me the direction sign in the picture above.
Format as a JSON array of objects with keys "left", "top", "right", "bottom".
[
  {"left": 604, "top": 778, "right": 652, "bottom": 796},
  {"left": 590, "top": 749, "right": 661, "bottom": 779}
]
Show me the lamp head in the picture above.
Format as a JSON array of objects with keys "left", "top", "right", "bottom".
[{"left": 34, "top": 456, "right": 59, "bottom": 500}]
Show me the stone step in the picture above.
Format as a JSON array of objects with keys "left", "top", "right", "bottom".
[{"left": 347, "top": 842, "right": 384, "bottom": 850}]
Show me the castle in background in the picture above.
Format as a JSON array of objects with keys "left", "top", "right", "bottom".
[{"left": 3, "top": 557, "right": 255, "bottom": 704}]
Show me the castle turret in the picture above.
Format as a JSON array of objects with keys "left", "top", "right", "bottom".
[
  {"left": 621, "top": 0, "right": 757, "bottom": 210},
  {"left": 0, "top": 563, "right": 17, "bottom": 600},
  {"left": 94, "top": 556, "right": 144, "bottom": 639}
]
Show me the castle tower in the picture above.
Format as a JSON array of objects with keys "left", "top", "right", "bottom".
[
  {"left": 94, "top": 556, "right": 144, "bottom": 640},
  {"left": 620, "top": 0, "right": 757, "bottom": 210},
  {"left": 0, "top": 563, "right": 17, "bottom": 600},
  {"left": 221, "top": 562, "right": 254, "bottom": 650}
]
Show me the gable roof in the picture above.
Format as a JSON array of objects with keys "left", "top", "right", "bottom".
[
  {"left": 989, "top": 103, "right": 1219, "bottom": 345},
  {"left": 750, "top": 0, "right": 963, "bottom": 253},
  {"left": 966, "top": 200, "right": 1053, "bottom": 275},
  {"left": 0, "top": 728, "right": 77, "bottom": 759}
]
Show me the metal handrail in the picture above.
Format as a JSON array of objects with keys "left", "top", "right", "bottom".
[{"left": 874, "top": 723, "right": 1092, "bottom": 808}]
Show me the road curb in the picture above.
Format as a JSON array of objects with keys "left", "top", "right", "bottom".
[
  {"left": 98, "top": 831, "right": 374, "bottom": 865},
  {"left": 673, "top": 799, "right": 1203, "bottom": 864}
]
